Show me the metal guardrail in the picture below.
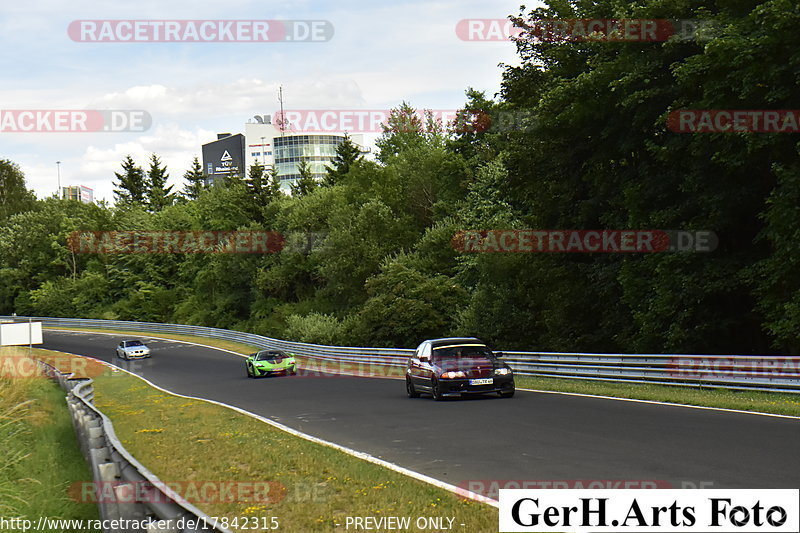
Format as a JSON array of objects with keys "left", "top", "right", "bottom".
[
  {"left": 10, "top": 316, "right": 800, "bottom": 394},
  {"left": 37, "top": 360, "right": 232, "bottom": 533}
]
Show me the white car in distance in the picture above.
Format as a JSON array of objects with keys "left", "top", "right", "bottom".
[{"left": 116, "top": 340, "right": 151, "bottom": 360}]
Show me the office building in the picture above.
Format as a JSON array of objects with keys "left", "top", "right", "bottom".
[
  {"left": 205, "top": 115, "right": 366, "bottom": 193},
  {"left": 201, "top": 133, "right": 246, "bottom": 186},
  {"left": 61, "top": 185, "right": 93, "bottom": 203}
]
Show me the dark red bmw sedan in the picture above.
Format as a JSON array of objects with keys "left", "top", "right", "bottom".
[{"left": 405, "top": 337, "right": 515, "bottom": 400}]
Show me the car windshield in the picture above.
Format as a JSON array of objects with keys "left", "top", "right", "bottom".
[
  {"left": 257, "top": 351, "right": 282, "bottom": 361},
  {"left": 126, "top": 341, "right": 143, "bottom": 347},
  {"left": 432, "top": 345, "right": 494, "bottom": 360}
]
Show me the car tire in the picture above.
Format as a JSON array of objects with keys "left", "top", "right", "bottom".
[
  {"left": 500, "top": 388, "right": 515, "bottom": 398},
  {"left": 290, "top": 367, "right": 296, "bottom": 375},
  {"left": 406, "top": 378, "right": 420, "bottom": 398},
  {"left": 246, "top": 364, "right": 254, "bottom": 378},
  {"left": 431, "top": 378, "right": 445, "bottom": 401}
]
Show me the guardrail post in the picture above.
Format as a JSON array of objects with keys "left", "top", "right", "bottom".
[{"left": 89, "top": 449, "right": 118, "bottom": 521}]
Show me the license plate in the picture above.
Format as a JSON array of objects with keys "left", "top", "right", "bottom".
[{"left": 469, "top": 378, "right": 493, "bottom": 385}]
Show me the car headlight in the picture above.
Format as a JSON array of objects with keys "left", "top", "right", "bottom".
[
  {"left": 441, "top": 371, "right": 466, "bottom": 379},
  {"left": 495, "top": 368, "right": 511, "bottom": 375}
]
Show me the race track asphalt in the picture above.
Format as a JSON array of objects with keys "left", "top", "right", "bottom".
[{"left": 41, "top": 330, "right": 800, "bottom": 494}]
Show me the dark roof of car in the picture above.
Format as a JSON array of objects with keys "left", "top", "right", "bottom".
[{"left": 427, "top": 337, "right": 484, "bottom": 347}]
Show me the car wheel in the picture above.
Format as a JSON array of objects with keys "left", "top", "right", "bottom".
[
  {"left": 246, "top": 364, "right": 254, "bottom": 378},
  {"left": 431, "top": 378, "right": 444, "bottom": 401},
  {"left": 500, "top": 388, "right": 515, "bottom": 398},
  {"left": 406, "top": 377, "right": 420, "bottom": 398},
  {"left": 290, "top": 366, "right": 296, "bottom": 375}
]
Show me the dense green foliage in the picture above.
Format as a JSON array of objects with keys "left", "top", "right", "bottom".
[{"left": 1, "top": 0, "right": 798, "bottom": 353}]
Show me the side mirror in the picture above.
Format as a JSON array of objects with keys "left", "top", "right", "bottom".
[
  {"left": 494, "top": 351, "right": 504, "bottom": 358},
  {"left": 419, "top": 355, "right": 430, "bottom": 362}
]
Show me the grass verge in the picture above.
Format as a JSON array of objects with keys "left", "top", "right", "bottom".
[
  {"left": 514, "top": 375, "right": 800, "bottom": 417},
  {"left": 46, "top": 326, "right": 800, "bottom": 416},
  {"left": 0, "top": 346, "right": 100, "bottom": 525}
]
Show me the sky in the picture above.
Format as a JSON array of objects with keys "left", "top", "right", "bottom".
[{"left": 0, "top": 0, "right": 536, "bottom": 203}]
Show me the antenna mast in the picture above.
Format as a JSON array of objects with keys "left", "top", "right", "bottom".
[{"left": 278, "top": 85, "right": 285, "bottom": 136}]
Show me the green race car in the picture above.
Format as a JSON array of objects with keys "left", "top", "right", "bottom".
[{"left": 246, "top": 349, "right": 297, "bottom": 378}]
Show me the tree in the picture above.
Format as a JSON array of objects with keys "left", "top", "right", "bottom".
[
  {"left": 489, "top": 0, "right": 793, "bottom": 353},
  {"left": 181, "top": 156, "right": 206, "bottom": 200},
  {"left": 323, "top": 133, "right": 362, "bottom": 187},
  {"left": 256, "top": 166, "right": 283, "bottom": 207},
  {"left": 349, "top": 261, "right": 468, "bottom": 347},
  {"left": 247, "top": 161, "right": 281, "bottom": 202},
  {"left": 0, "top": 197, "right": 113, "bottom": 314},
  {"left": 0, "top": 159, "right": 36, "bottom": 224},
  {"left": 447, "top": 88, "right": 505, "bottom": 166},
  {"left": 290, "top": 160, "right": 317, "bottom": 197},
  {"left": 113, "top": 155, "right": 147, "bottom": 206},
  {"left": 265, "top": 166, "right": 282, "bottom": 198},
  {"left": 752, "top": 161, "right": 800, "bottom": 353},
  {"left": 147, "top": 154, "right": 174, "bottom": 212},
  {"left": 375, "top": 102, "right": 425, "bottom": 163},
  {"left": 248, "top": 161, "right": 266, "bottom": 197}
]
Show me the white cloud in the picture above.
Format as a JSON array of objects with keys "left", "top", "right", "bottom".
[{"left": 89, "top": 77, "right": 367, "bottom": 119}]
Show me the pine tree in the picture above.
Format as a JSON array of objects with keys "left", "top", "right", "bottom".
[
  {"left": 146, "top": 154, "right": 174, "bottom": 212},
  {"left": 290, "top": 160, "right": 317, "bottom": 197},
  {"left": 323, "top": 133, "right": 362, "bottom": 187},
  {"left": 257, "top": 165, "right": 283, "bottom": 203},
  {"left": 247, "top": 161, "right": 266, "bottom": 198},
  {"left": 113, "top": 155, "right": 147, "bottom": 206},
  {"left": 181, "top": 156, "right": 206, "bottom": 200},
  {"left": 266, "top": 166, "right": 282, "bottom": 198}
]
